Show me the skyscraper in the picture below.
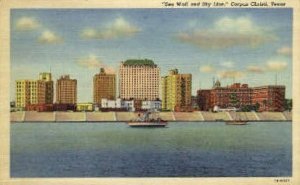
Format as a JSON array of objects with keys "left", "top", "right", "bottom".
[
  {"left": 93, "top": 68, "right": 116, "bottom": 104},
  {"left": 56, "top": 75, "right": 77, "bottom": 104},
  {"left": 37, "top": 72, "right": 54, "bottom": 104},
  {"left": 16, "top": 80, "right": 38, "bottom": 108},
  {"left": 15, "top": 72, "right": 54, "bottom": 108},
  {"left": 161, "top": 69, "right": 192, "bottom": 111},
  {"left": 119, "top": 59, "right": 160, "bottom": 100}
]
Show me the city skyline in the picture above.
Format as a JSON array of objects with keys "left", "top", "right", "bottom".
[{"left": 11, "top": 9, "right": 292, "bottom": 102}]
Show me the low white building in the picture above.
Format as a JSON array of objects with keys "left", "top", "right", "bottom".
[
  {"left": 141, "top": 100, "right": 161, "bottom": 110},
  {"left": 101, "top": 98, "right": 135, "bottom": 111},
  {"left": 101, "top": 98, "right": 122, "bottom": 109},
  {"left": 122, "top": 99, "right": 135, "bottom": 112}
]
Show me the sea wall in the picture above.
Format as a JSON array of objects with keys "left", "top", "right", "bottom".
[{"left": 10, "top": 111, "right": 292, "bottom": 122}]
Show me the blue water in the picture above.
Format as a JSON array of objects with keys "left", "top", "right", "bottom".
[{"left": 10, "top": 122, "right": 292, "bottom": 177}]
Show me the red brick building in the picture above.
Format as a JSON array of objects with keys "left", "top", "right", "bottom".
[
  {"left": 25, "top": 104, "right": 54, "bottom": 112},
  {"left": 197, "top": 81, "right": 285, "bottom": 112},
  {"left": 252, "top": 86, "right": 285, "bottom": 112}
]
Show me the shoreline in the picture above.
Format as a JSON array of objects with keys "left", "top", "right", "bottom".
[{"left": 10, "top": 111, "right": 292, "bottom": 123}]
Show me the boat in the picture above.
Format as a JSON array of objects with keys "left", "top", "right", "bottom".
[
  {"left": 225, "top": 120, "right": 248, "bottom": 125},
  {"left": 127, "top": 110, "right": 168, "bottom": 127},
  {"left": 225, "top": 110, "right": 248, "bottom": 125}
]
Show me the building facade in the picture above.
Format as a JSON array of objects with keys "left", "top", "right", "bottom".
[
  {"left": 119, "top": 59, "right": 160, "bottom": 101},
  {"left": 93, "top": 68, "right": 116, "bottom": 105},
  {"left": 37, "top": 72, "right": 54, "bottom": 104},
  {"left": 56, "top": 75, "right": 77, "bottom": 104},
  {"left": 16, "top": 80, "right": 38, "bottom": 108},
  {"left": 197, "top": 81, "right": 286, "bottom": 112},
  {"left": 161, "top": 69, "right": 192, "bottom": 111},
  {"left": 16, "top": 72, "right": 54, "bottom": 109},
  {"left": 252, "top": 85, "right": 285, "bottom": 112}
]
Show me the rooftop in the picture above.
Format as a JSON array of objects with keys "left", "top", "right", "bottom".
[{"left": 123, "top": 59, "right": 156, "bottom": 66}]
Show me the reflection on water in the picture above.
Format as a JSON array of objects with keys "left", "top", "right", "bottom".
[{"left": 11, "top": 122, "right": 292, "bottom": 177}]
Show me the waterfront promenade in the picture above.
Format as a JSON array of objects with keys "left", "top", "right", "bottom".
[{"left": 10, "top": 111, "right": 292, "bottom": 122}]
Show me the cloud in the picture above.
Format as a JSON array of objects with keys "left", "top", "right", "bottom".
[
  {"left": 15, "top": 17, "right": 40, "bottom": 31},
  {"left": 177, "top": 16, "right": 276, "bottom": 49},
  {"left": 38, "top": 30, "right": 63, "bottom": 44},
  {"left": 217, "top": 70, "right": 244, "bottom": 79},
  {"left": 199, "top": 65, "right": 215, "bottom": 73},
  {"left": 246, "top": 66, "right": 265, "bottom": 73},
  {"left": 220, "top": 61, "right": 234, "bottom": 68},
  {"left": 266, "top": 60, "right": 288, "bottom": 72},
  {"left": 77, "top": 55, "right": 115, "bottom": 73},
  {"left": 81, "top": 17, "right": 140, "bottom": 40},
  {"left": 276, "top": 46, "right": 292, "bottom": 56}
]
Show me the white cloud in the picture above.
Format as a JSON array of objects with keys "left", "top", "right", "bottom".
[
  {"left": 16, "top": 17, "right": 40, "bottom": 31},
  {"left": 177, "top": 16, "right": 276, "bottom": 49},
  {"left": 38, "top": 30, "right": 63, "bottom": 44},
  {"left": 77, "top": 55, "right": 115, "bottom": 73},
  {"left": 266, "top": 60, "right": 288, "bottom": 72},
  {"left": 81, "top": 17, "right": 140, "bottom": 40},
  {"left": 220, "top": 61, "right": 234, "bottom": 68},
  {"left": 217, "top": 70, "right": 244, "bottom": 79},
  {"left": 199, "top": 65, "right": 215, "bottom": 73},
  {"left": 246, "top": 66, "right": 265, "bottom": 73},
  {"left": 276, "top": 46, "right": 292, "bottom": 56}
]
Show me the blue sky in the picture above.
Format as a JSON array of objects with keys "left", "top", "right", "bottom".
[{"left": 11, "top": 9, "right": 292, "bottom": 102}]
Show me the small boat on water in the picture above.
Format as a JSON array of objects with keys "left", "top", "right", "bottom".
[
  {"left": 225, "top": 120, "right": 248, "bottom": 125},
  {"left": 127, "top": 110, "right": 168, "bottom": 128},
  {"left": 225, "top": 110, "right": 248, "bottom": 125}
]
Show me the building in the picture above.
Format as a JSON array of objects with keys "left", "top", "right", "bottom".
[
  {"left": 197, "top": 81, "right": 286, "bottom": 112},
  {"left": 16, "top": 72, "right": 54, "bottom": 109},
  {"left": 101, "top": 98, "right": 135, "bottom": 112},
  {"left": 210, "top": 82, "right": 252, "bottom": 109},
  {"left": 101, "top": 98, "right": 160, "bottom": 112},
  {"left": 37, "top": 72, "right": 54, "bottom": 104},
  {"left": 161, "top": 69, "right": 192, "bottom": 111},
  {"left": 119, "top": 59, "right": 160, "bottom": 101},
  {"left": 76, "top": 103, "right": 94, "bottom": 112},
  {"left": 252, "top": 85, "right": 285, "bottom": 112},
  {"left": 56, "top": 75, "right": 77, "bottom": 104},
  {"left": 93, "top": 68, "right": 116, "bottom": 105},
  {"left": 16, "top": 80, "right": 38, "bottom": 108},
  {"left": 101, "top": 98, "right": 122, "bottom": 109},
  {"left": 141, "top": 100, "right": 161, "bottom": 110}
]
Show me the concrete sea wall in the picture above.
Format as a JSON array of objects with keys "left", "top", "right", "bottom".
[{"left": 10, "top": 111, "right": 292, "bottom": 122}]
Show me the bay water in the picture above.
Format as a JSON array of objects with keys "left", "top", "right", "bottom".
[{"left": 10, "top": 122, "right": 292, "bottom": 177}]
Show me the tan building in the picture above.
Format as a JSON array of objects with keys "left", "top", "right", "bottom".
[
  {"left": 16, "top": 72, "right": 54, "bottom": 108},
  {"left": 161, "top": 69, "right": 192, "bottom": 111},
  {"left": 16, "top": 80, "right": 38, "bottom": 108},
  {"left": 93, "top": 68, "right": 116, "bottom": 104},
  {"left": 119, "top": 59, "right": 160, "bottom": 100},
  {"left": 37, "top": 73, "right": 54, "bottom": 104},
  {"left": 56, "top": 75, "right": 77, "bottom": 104}
]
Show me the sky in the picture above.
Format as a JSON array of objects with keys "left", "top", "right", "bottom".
[{"left": 11, "top": 8, "right": 293, "bottom": 102}]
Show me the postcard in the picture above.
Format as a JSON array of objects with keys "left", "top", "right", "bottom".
[{"left": 0, "top": 0, "right": 299, "bottom": 184}]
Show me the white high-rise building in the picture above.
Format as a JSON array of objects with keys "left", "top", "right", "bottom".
[{"left": 119, "top": 59, "right": 160, "bottom": 101}]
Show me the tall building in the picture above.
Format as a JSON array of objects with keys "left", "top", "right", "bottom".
[
  {"left": 161, "top": 69, "right": 192, "bottom": 111},
  {"left": 56, "top": 75, "right": 77, "bottom": 104},
  {"left": 15, "top": 72, "right": 54, "bottom": 108},
  {"left": 119, "top": 59, "right": 160, "bottom": 101},
  {"left": 16, "top": 80, "right": 38, "bottom": 108},
  {"left": 37, "top": 72, "right": 54, "bottom": 104},
  {"left": 197, "top": 81, "right": 286, "bottom": 112},
  {"left": 93, "top": 68, "right": 116, "bottom": 104}
]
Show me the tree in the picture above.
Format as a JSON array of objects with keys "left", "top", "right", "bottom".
[
  {"left": 229, "top": 93, "right": 239, "bottom": 108},
  {"left": 284, "top": 99, "right": 292, "bottom": 111}
]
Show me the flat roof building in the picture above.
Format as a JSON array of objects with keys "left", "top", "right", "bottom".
[
  {"left": 93, "top": 68, "right": 116, "bottom": 105},
  {"left": 56, "top": 75, "right": 77, "bottom": 104},
  {"left": 119, "top": 59, "right": 160, "bottom": 101}
]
